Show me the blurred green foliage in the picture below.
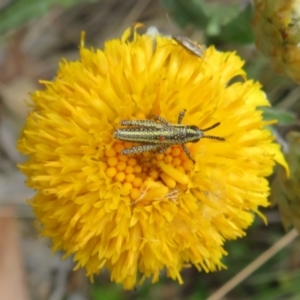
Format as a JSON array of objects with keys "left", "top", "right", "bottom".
[
  {"left": 262, "top": 107, "right": 296, "bottom": 126},
  {"left": 91, "top": 284, "right": 123, "bottom": 300},
  {"left": 0, "top": 0, "right": 96, "bottom": 35},
  {"left": 272, "top": 132, "right": 300, "bottom": 233},
  {"left": 161, "top": 0, "right": 254, "bottom": 44}
]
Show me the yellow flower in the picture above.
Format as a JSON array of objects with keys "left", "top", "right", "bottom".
[
  {"left": 253, "top": 0, "right": 300, "bottom": 83},
  {"left": 18, "top": 27, "right": 288, "bottom": 289}
]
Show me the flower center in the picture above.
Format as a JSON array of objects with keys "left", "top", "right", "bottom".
[{"left": 104, "top": 141, "right": 194, "bottom": 202}]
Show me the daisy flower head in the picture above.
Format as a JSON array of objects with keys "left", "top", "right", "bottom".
[{"left": 18, "top": 25, "right": 288, "bottom": 289}]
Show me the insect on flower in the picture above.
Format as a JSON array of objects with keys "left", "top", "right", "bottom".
[
  {"left": 113, "top": 110, "right": 225, "bottom": 163},
  {"left": 172, "top": 35, "right": 204, "bottom": 58}
]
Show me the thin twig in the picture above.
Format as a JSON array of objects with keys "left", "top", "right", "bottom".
[{"left": 207, "top": 228, "right": 299, "bottom": 300}]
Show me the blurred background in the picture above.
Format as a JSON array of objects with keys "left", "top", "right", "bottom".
[{"left": 0, "top": 0, "right": 300, "bottom": 299}]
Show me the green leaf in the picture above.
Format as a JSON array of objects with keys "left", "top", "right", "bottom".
[
  {"left": 216, "top": 4, "right": 254, "bottom": 44},
  {"left": 261, "top": 107, "right": 297, "bottom": 126},
  {"left": 161, "top": 0, "right": 208, "bottom": 29}
]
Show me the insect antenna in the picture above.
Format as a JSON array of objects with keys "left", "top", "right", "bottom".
[
  {"left": 201, "top": 122, "right": 225, "bottom": 141},
  {"left": 202, "top": 122, "right": 221, "bottom": 132},
  {"left": 202, "top": 135, "right": 225, "bottom": 141}
]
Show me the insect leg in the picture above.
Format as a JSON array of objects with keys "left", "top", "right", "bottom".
[
  {"left": 152, "top": 115, "right": 170, "bottom": 126},
  {"left": 120, "top": 120, "right": 161, "bottom": 127},
  {"left": 182, "top": 144, "right": 195, "bottom": 163},
  {"left": 177, "top": 109, "right": 186, "bottom": 124},
  {"left": 157, "top": 145, "right": 169, "bottom": 153},
  {"left": 121, "top": 144, "right": 162, "bottom": 155}
]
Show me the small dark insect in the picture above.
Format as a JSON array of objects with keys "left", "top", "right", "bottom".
[
  {"left": 113, "top": 110, "right": 225, "bottom": 163},
  {"left": 172, "top": 35, "right": 204, "bottom": 58}
]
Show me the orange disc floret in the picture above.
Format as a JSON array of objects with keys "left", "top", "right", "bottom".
[
  {"left": 115, "top": 171, "right": 126, "bottom": 182},
  {"left": 133, "top": 165, "right": 142, "bottom": 173},
  {"left": 125, "top": 173, "right": 135, "bottom": 183},
  {"left": 114, "top": 143, "right": 124, "bottom": 153},
  {"left": 105, "top": 148, "right": 116, "bottom": 157},
  {"left": 124, "top": 165, "right": 134, "bottom": 174},
  {"left": 106, "top": 167, "right": 117, "bottom": 178},
  {"left": 116, "top": 161, "right": 126, "bottom": 171},
  {"left": 107, "top": 156, "right": 118, "bottom": 167}
]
